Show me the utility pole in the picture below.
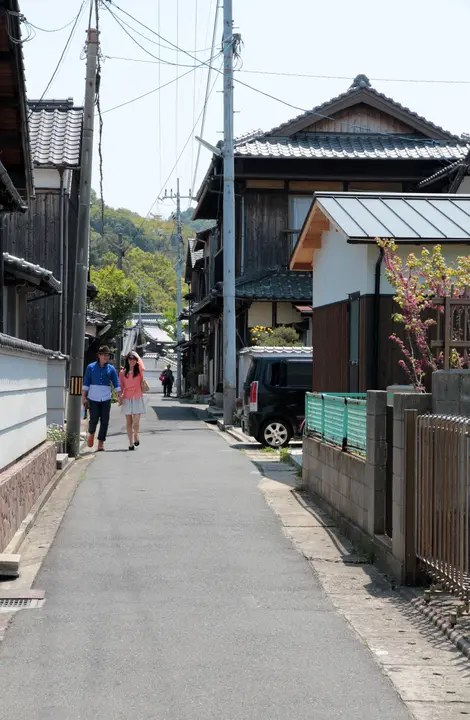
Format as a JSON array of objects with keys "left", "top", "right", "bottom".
[
  {"left": 161, "top": 181, "right": 192, "bottom": 398},
  {"left": 175, "top": 178, "right": 183, "bottom": 398},
  {"left": 66, "top": 28, "right": 99, "bottom": 457},
  {"left": 222, "top": 0, "right": 236, "bottom": 426},
  {"left": 115, "top": 233, "right": 125, "bottom": 368}
]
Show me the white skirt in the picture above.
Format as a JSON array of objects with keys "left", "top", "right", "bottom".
[{"left": 121, "top": 397, "right": 146, "bottom": 415}]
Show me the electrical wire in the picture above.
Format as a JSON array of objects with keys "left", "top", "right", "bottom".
[
  {"left": 95, "top": 0, "right": 105, "bottom": 241},
  {"left": 129, "top": 59, "right": 223, "bottom": 245},
  {"left": 189, "top": 0, "right": 198, "bottom": 204},
  {"left": 175, "top": 0, "right": 179, "bottom": 180},
  {"left": 240, "top": 69, "right": 470, "bottom": 86},
  {"left": 28, "top": 1, "right": 87, "bottom": 117},
  {"left": 106, "top": 1, "right": 464, "bottom": 152},
  {"left": 100, "top": 56, "right": 221, "bottom": 115},
  {"left": 24, "top": 3, "right": 85, "bottom": 34},
  {"left": 190, "top": 0, "right": 220, "bottom": 206},
  {"left": 157, "top": 0, "right": 162, "bottom": 201}
]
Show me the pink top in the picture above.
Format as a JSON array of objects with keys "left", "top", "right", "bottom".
[{"left": 119, "top": 369, "right": 144, "bottom": 400}]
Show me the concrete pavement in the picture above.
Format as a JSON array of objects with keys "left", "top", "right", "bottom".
[{"left": 0, "top": 395, "right": 413, "bottom": 719}]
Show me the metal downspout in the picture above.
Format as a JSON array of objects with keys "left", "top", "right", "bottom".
[{"left": 373, "top": 247, "right": 384, "bottom": 389}]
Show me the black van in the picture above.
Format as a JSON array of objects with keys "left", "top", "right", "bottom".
[{"left": 241, "top": 352, "right": 312, "bottom": 448}]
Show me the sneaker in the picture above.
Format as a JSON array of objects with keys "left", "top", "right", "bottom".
[
  {"left": 97, "top": 441, "right": 105, "bottom": 452},
  {"left": 134, "top": 439, "right": 140, "bottom": 447},
  {"left": 129, "top": 445, "right": 135, "bottom": 451},
  {"left": 87, "top": 433, "right": 95, "bottom": 448}
]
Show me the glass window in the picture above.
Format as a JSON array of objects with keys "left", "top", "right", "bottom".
[
  {"left": 286, "top": 361, "right": 312, "bottom": 388},
  {"left": 289, "top": 196, "right": 313, "bottom": 248},
  {"left": 268, "top": 361, "right": 286, "bottom": 387}
]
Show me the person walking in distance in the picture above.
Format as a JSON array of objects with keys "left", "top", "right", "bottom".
[
  {"left": 162, "top": 364, "right": 174, "bottom": 397},
  {"left": 119, "top": 352, "right": 146, "bottom": 451},
  {"left": 82, "top": 346, "right": 121, "bottom": 451}
]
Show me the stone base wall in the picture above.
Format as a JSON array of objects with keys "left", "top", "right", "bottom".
[
  {"left": 0, "top": 441, "right": 56, "bottom": 552},
  {"left": 302, "top": 436, "right": 368, "bottom": 532}
]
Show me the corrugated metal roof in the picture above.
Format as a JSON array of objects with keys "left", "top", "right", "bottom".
[
  {"left": 234, "top": 134, "right": 469, "bottom": 161},
  {"left": 3, "top": 252, "right": 61, "bottom": 293},
  {"left": 314, "top": 192, "right": 470, "bottom": 241},
  {"left": 28, "top": 100, "right": 83, "bottom": 168}
]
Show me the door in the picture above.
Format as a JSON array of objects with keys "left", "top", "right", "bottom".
[
  {"left": 348, "top": 292, "right": 360, "bottom": 393},
  {"left": 266, "top": 359, "right": 311, "bottom": 433}
]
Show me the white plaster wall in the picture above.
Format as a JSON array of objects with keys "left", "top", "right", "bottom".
[
  {"left": 312, "top": 229, "right": 369, "bottom": 308},
  {"left": 366, "top": 243, "right": 470, "bottom": 296},
  {"left": 32, "top": 168, "right": 61, "bottom": 190},
  {"left": 276, "top": 303, "right": 302, "bottom": 325},
  {"left": 248, "top": 302, "right": 272, "bottom": 327},
  {"left": 0, "top": 346, "right": 48, "bottom": 471},
  {"left": 457, "top": 177, "right": 470, "bottom": 194}
]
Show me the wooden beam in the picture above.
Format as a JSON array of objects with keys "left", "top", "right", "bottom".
[
  {"left": 290, "top": 261, "right": 313, "bottom": 271},
  {"left": 245, "top": 179, "right": 285, "bottom": 189}
]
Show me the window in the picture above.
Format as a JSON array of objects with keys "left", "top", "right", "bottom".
[
  {"left": 267, "top": 360, "right": 311, "bottom": 388},
  {"left": 286, "top": 361, "right": 311, "bottom": 388},
  {"left": 289, "top": 196, "right": 313, "bottom": 249}
]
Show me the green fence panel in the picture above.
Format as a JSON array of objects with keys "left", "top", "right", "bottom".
[{"left": 305, "top": 392, "right": 367, "bottom": 455}]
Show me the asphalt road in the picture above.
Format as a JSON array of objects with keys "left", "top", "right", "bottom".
[{"left": 0, "top": 396, "right": 412, "bottom": 719}]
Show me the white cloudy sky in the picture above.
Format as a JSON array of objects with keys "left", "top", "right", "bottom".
[{"left": 20, "top": 0, "right": 470, "bottom": 219}]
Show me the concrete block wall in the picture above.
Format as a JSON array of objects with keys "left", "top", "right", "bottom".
[
  {"left": 0, "top": 440, "right": 56, "bottom": 552},
  {"left": 391, "top": 392, "right": 431, "bottom": 569},
  {"left": 432, "top": 370, "right": 470, "bottom": 415},
  {"left": 365, "top": 391, "right": 387, "bottom": 536},
  {"left": 303, "top": 436, "right": 367, "bottom": 532}
]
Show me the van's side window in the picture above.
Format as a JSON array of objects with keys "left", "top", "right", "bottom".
[
  {"left": 268, "top": 361, "right": 286, "bottom": 387},
  {"left": 286, "top": 362, "right": 312, "bottom": 387}
]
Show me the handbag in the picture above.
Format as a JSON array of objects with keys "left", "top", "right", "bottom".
[{"left": 141, "top": 377, "right": 150, "bottom": 393}]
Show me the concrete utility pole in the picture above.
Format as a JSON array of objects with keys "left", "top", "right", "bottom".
[
  {"left": 175, "top": 178, "right": 183, "bottom": 398},
  {"left": 114, "top": 233, "right": 125, "bottom": 368},
  {"left": 222, "top": 0, "right": 236, "bottom": 426},
  {"left": 66, "top": 28, "right": 99, "bottom": 457}
]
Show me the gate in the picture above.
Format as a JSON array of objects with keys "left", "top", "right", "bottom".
[{"left": 415, "top": 414, "right": 470, "bottom": 601}]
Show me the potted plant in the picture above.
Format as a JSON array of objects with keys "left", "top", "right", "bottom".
[{"left": 47, "top": 424, "right": 67, "bottom": 454}]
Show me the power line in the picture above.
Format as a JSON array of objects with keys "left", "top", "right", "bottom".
[
  {"left": 240, "top": 69, "right": 470, "bottom": 86},
  {"left": 129, "top": 59, "right": 223, "bottom": 245},
  {"left": 157, "top": 0, "right": 162, "bottom": 201},
  {"left": 106, "top": 2, "right": 466, "bottom": 151},
  {"left": 25, "top": 2, "right": 85, "bottom": 33},
  {"left": 189, "top": 0, "right": 198, "bottom": 205},
  {"left": 100, "top": 58, "right": 220, "bottom": 115},
  {"left": 28, "top": 1, "right": 87, "bottom": 117},
  {"left": 175, "top": 0, "right": 179, "bottom": 181}
]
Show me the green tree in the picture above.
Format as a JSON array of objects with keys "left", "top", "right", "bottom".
[
  {"left": 90, "top": 266, "right": 138, "bottom": 338},
  {"left": 251, "top": 325, "right": 302, "bottom": 347}
]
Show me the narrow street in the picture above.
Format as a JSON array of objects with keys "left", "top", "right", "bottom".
[{"left": 0, "top": 395, "right": 413, "bottom": 719}]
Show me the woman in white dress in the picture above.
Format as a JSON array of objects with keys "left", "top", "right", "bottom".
[{"left": 119, "top": 352, "right": 146, "bottom": 450}]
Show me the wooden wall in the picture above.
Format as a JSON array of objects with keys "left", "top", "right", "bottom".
[
  {"left": 243, "top": 192, "right": 289, "bottom": 273},
  {"left": 312, "top": 300, "right": 348, "bottom": 392},
  {"left": 4, "top": 179, "right": 79, "bottom": 353}
]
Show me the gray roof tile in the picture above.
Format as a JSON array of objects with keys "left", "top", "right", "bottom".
[
  {"left": 235, "top": 134, "right": 469, "bottom": 161},
  {"left": 3, "top": 252, "right": 61, "bottom": 293},
  {"left": 28, "top": 99, "right": 83, "bottom": 168},
  {"left": 236, "top": 268, "right": 312, "bottom": 301}
]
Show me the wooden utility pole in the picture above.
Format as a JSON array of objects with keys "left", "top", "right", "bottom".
[{"left": 66, "top": 28, "right": 99, "bottom": 456}]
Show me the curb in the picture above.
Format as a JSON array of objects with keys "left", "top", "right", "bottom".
[
  {"left": 410, "top": 596, "right": 470, "bottom": 660},
  {"left": 3, "top": 441, "right": 88, "bottom": 557}
]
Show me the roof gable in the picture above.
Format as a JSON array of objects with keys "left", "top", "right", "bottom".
[{"left": 266, "top": 75, "right": 460, "bottom": 142}]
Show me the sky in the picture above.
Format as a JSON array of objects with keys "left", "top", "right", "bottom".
[{"left": 20, "top": 0, "right": 470, "bottom": 221}]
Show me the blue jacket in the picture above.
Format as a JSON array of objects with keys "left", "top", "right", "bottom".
[{"left": 83, "top": 361, "right": 120, "bottom": 402}]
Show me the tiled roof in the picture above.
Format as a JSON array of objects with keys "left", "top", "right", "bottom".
[
  {"left": 234, "top": 134, "right": 469, "bottom": 161},
  {"left": 236, "top": 268, "right": 312, "bottom": 301},
  {"left": 3, "top": 252, "right": 61, "bottom": 293},
  {"left": 28, "top": 99, "right": 83, "bottom": 168},
  {"left": 418, "top": 160, "right": 464, "bottom": 188},
  {"left": 266, "top": 74, "right": 461, "bottom": 141},
  {"left": 239, "top": 346, "right": 312, "bottom": 356}
]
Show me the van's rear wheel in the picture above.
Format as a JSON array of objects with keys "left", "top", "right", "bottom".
[{"left": 258, "top": 419, "right": 292, "bottom": 448}]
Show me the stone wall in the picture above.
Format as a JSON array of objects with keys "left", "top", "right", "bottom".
[
  {"left": 432, "top": 370, "right": 470, "bottom": 415},
  {"left": 302, "top": 437, "right": 368, "bottom": 532},
  {"left": 0, "top": 441, "right": 56, "bottom": 552}
]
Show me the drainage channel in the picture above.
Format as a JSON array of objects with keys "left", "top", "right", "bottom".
[{"left": 0, "top": 591, "right": 45, "bottom": 613}]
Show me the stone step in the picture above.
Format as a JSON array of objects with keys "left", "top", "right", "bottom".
[{"left": 0, "top": 554, "right": 20, "bottom": 578}]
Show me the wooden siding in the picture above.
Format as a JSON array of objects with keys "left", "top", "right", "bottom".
[
  {"left": 312, "top": 300, "right": 348, "bottom": 392},
  {"left": 306, "top": 104, "right": 415, "bottom": 135},
  {"left": 243, "top": 191, "right": 289, "bottom": 272},
  {"left": 4, "top": 184, "right": 79, "bottom": 352}
]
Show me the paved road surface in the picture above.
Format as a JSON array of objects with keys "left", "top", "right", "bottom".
[{"left": 0, "top": 396, "right": 412, "bottom": 719}]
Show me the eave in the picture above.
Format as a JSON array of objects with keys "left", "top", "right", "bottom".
[{"left": 290, "top": 202, "right": 329, "bottom": 270}]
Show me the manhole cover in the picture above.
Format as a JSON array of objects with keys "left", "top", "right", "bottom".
[{"left": 0, "top": 590, "right": 45, "bottom": 612}]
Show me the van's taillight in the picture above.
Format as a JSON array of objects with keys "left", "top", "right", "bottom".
[{"left": 249, "top": 381, "right": 258, "bottom": 411}]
